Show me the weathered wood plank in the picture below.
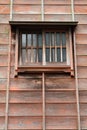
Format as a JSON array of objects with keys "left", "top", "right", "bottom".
[
  {"left": 0, "top": 91, "right": 6, "bottom": 103},
  {"left": 76, "top": 24, "right": 87, "bottom": 34},
  {"left": 0, "top": 79, "right": 7, "bottom": 90},
  {"left": 46, "top": 117, "right": 77, "bottom": 129},
  {"left": 80, "top": 104, "right": 87, "bottom": 116},
  {"left": 0, "top": 33, "right": 9, "bottom": 45},
  {"left": 0, "top": 55, "right": 8, "bottom": 66},
  {"left": 8, "top": 117, "right": 42, "bottom": 129},
  {"left": 76, "top": 44, "right": 87, "bottom": 56},
  {"left": 13, "top": 5, "right": 41, "bottom": 14},
  {"left": 45, "top": 14, "right": 72, "bottom": 21},
  {"left": 81, "top": 117, "right": 87, "bottom": 129},
  {"left": 75, "top": 6, "right": 87, "bottom": 14},
  {"left": 75, "top": 14, "right": 87, "bottom": 24},
  {"left": 78, "top": 79, "right": 87, "bottom": 90},
  {"left": 45, "top": 6, "right": 71, "bottom": 14},
  {"left": 9, "top": 91, "right": 42, "bottom": 103},
  {"left": 46, "top": 103, "right": 77, "bottom": 116},
  {"left": 10, "top": 78, "right": 42, "bottom": 90},
  {"left": 0, "top": 25, "right": 9, "bottom": 34},
  {"left": 80, "top": 91, "right": 87, "bottom": 103},
  {"left": 0, "top": 103, "right": 5, "bottom": 116},
  {"left": 75, "top": 0, "right": 87, "bottom": 5},
  {"left": 78, "top": 67, "right": 87, "bottom": 78},
  {"left": 45, "top": 0, "right": 71, "bottom": 5},
  {"left": 46, "top": 78, "right": 75, "bottom": 90},
  {"left": 77, "top": 56, "right": 87, "bottom": 66},
  {"left": 14, "top": 0, "right": 41, "bottom": 5},
  {"left": 13, "top": 14, "right": 41, "bottom": 21},
  {"left": 0, "top": 0, "right": 10, "bottom": 4},
  {"left": 0, "top": 67, "right": 7, "bottom": 78},
  {"left": 0, "top": 117, "right": 5, "bottom": 129},
  {"left": 0, "top": 5, "right": 10, "bottom": 14},
  {"left": 9, "top": 103, "right": 42, "bottom": 116},
  {"left": 46, "top": 91, "right": 76, "bottom": 103},
  {"left": 76, "top": 34, "right": 87, "bottom": 44},
  {"left": 0, "top": 15, "right": 9, "bottom": 23}
]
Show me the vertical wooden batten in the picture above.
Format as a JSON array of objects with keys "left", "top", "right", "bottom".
[
  {"left": 73, "top": 30, "right": 81, "bottom": 130},
  {"left": 10, "top": 0, "right": 13, "bottom": 21},
  {"left": 41, "top": 0, "right": 44, "bottom": 21},
  {"left": 71, "top": 0, "right": 75, "bottom": 21},
  {"left": 5, "top": 26, "right": 11, "bottom": 130},
  {"left": 42, "top": 73, "right": 45, "bottom": 130}
]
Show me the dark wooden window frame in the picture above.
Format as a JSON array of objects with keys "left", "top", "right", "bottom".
[{"left": 10, "top": 21, "right": 77, "bottom": 76}]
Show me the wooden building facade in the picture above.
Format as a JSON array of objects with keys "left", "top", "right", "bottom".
[{"left": 0, "top": 0, "right": 87, "bottom": 130}]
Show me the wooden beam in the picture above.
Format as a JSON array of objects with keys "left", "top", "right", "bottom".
[{"left": 42, "top": 72, "right": 45, "bottom": 130}]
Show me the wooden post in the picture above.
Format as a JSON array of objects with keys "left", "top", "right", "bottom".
[
  {"left": 42, "top": 72, "right": 45, "bottom": 130},
  {"left": 71, "top": 0, "right": 75, "bottom": 21}
]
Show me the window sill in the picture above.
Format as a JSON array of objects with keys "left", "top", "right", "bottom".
[{"left": 17, "top": 65, "right": 71, "bottom": 73}]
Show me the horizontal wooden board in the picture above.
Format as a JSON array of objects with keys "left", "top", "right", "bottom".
[
  {"left": 46, "top": 91, "right": 76, "bottom": 103},
  {"left": 0, "top": 91, "right": 6, "bottom": 103},
  {"left": 0, "top": 24, "right": 9, "bottom": 34},
  {"left": 80, "top": 104, "right": 87, "bottom": 116},
  {"left": 44, "top": 0, "right": 71, "bottom": 5},
  {"left": 45, "top": 14, "right": 72, "bottom": 21},
  {"left": 44, "top": 6, "right": 71, "bottom": 14},
  {"left": 13, "top": 0, "right": 41, "bottom": 5},
  {"left": 81, "top": 117, "right": 87, "bottom": 129},
  {"left": 76, "top": 24, "right": 87, "bottom": 34},
  {"left": 8, "top": 117, "right": 42, "bottom": 129},
  {"left": 0, "top": 45, "right": 8, "bottom": 55},
  {"left": 9, "top": 103, "right": 42, "bottom": 116},
  {"left": 0, "top": 79, "right": 7, "bottom": 90},
  {"left": 75, "top": 14, "right": 87, "bottom": 24},
  {"left": 0, "top": 15, "right": 9, "bottom": 23},
  {"left": 0, "top": 5, "right": 10, "bottom": 14},
  {"left": 77, "top": 56, "right": 87, "bottom": 66},
  {"left": 78, "top": 79, "right": 87, "bottom": 90},
  {"left": 0, "top": 67, "right": 7, "bottom": 78},
  {"left": 0, "top": 103, "right": 5, "bottom": 116},
  {"left": 9, "top": 91, "right": 42, "bottom": 103},
  {"left": 75, "top": 6, "right": 87, "bottom": 14},
  {"left": 0, "top": 117, "right": 5, "bottom": 129},
  {"left": 46, "top": 78, "right": 75, "bottom": 89},
  {"left": 75, "top": 0, "right": 87, "bottom": 5},
  {"left": 46, "top": 117, "right": 77, "bottom": 129},
  {"left": 13, "top": 14, "right": 41, "bottom": 21},
  {"left": 80, "top": 91, "right": 87, "bottom": 102},
  {"left": 0, "top": 0, "right": 10, "bottom": 4},
  {"left": 76, "top": 44, "right": 87, "bottom": 56},
  {"left": 13, "top": 5, "right": 41, "bottom": 14},
  {"left": 46, "top": 103, "right": 77, "bottom": 116},
  {"left": 76, "top": 34, "right": 87, "bottom": 44},
  {"left": 0, "top": 55, "right": 8, "bottom": 66},
  {"left": 78, "top": 67, "right": 87, "bottom": 78},
  {"left": 0, "top": 33, "right": 9, "bottom": 45},
  {"left": 10, "top": 78, "right": 42, "bottom": 90}
]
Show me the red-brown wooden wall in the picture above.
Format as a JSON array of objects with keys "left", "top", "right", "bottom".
[{"left": 0, "top": 0, "right": 87, "bottom": 129}]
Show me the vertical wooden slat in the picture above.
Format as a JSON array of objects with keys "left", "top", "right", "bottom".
[
  {"left": 73, "top": 31, "right": 81, "bottom": 130},
  {"left": 5, "top": 26, "right": 11, "bottom": 130},
  {"left": 71, "top": 0, "right": 75, "bottom": 21},
  {"left": 42, "top": 72, "right": 45, "bottom": 130},
  {"left": 69, "top": 28, "right": 74, "bottom": 76},
  {"left": 41, "top": 0, "right": 44, "bottom": 21},
  {"left": 15, "top": 29, "right": 19, "bottom": 76},
  {"left": 10, "top": 0, "right": 13, "bottom": 21}
]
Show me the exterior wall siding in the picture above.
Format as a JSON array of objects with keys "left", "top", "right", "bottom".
[{"left": 0, "top": 0, "right": 87, "bottom": 129}]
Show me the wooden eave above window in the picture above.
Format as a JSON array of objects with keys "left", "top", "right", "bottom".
[{"left": 9, "top": 21, "right": 78, "bottom": 29}]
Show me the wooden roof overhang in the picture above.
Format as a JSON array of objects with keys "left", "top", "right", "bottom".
[{"left": 9, "top": 21, "right": 78, "bottom": 30}]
